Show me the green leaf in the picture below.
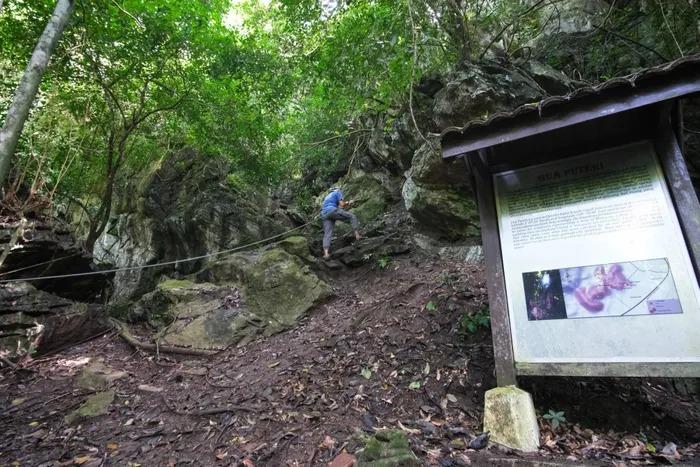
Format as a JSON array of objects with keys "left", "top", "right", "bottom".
[
  {"left": 360, "top": 367, "right": 372, "bottom": 380},
  {"left": 408, "top": 381, "right": 421, "bottom": 390},
  {"left": 425, "top": 301, "right": 437, "bottom": 312}
]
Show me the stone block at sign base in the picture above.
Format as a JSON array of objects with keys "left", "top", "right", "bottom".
[{"left": 483, "top": 385, "right": 540, "bottom": 452}]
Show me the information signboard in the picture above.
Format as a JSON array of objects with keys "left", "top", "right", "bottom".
[{"left": 494, "top": 140, "right": 700, "bottom": 364}]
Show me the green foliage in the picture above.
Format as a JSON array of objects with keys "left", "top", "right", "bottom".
[
  {"left": 460, "top": 308, "right": 490, "bottom": 334},
  {"left": 542, "top": 409, "right": 566, "bottom": 430},
  {"left": 2, "top": 0, "right": 699, "bottom": 229},
  {"left": 377, "top": 255, "right": 390, "bottom": 270},
  {"left": 425, "top": 300, "right": 437, "bottom": 312}
]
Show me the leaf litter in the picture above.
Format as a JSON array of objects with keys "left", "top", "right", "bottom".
[{"left": 0, "top": 254, "right": 698, "bottom": 465}]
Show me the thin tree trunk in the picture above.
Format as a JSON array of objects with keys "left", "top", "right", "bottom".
[{"left": 0, "top": 0, "right": 75, "bottom": 191}]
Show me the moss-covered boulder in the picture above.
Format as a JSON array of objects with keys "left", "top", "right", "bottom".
[
  {"left": 129, "top": 247, "right": 332, "bottom": 350},
  {"left": 244, "top": 249, "right": 332, "bottom": 334},
  {"left": 162, "top": 300, "right": 262, "bottom": 350},
  {"left": 358, "top": 430, "right": 420, "bottom": 467},
  {"left": 402, "top": 177, "right": 479, "bottom": 241},
  {"left": 129, "top": 279, "right": 261, "bottom": 350},
  {"left": 129, "top": 280, "right": 221, "bottom": 327},
  {"left": 65, "top": 390, "right": 115, "bottom": 426},
  {"left": 277, "top": 236, "right": 312, "bottom": 260}
]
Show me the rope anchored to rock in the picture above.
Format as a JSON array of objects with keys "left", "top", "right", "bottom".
[{"left": 0, "top": 217, "right": 318, "bottom": 284}]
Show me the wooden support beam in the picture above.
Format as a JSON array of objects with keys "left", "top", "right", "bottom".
[{"left": 469, "top": 150, "right": 516, "bottom": 386}]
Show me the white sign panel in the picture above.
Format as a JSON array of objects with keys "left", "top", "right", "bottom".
[{"left": 494, "top": 141, "right": 700, "bottom": 363}]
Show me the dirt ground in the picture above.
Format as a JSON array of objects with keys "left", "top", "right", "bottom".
[{"left": 1, "top": 254, "right": 699, "bottom": 466}]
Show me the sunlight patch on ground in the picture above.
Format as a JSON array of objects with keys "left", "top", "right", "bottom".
[{"left": 55, "top": 356, "right": 91, "bottom": 369}]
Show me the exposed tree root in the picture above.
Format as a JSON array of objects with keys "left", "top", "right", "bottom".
[{"left": 109, "top": 318, "right": 218, "bottom": 357}]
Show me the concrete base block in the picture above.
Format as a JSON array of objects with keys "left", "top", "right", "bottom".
[{"left": 483, "top": 385, "right": 540, "bottom": 452}]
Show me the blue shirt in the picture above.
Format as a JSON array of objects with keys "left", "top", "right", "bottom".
[{"left": 321, "top": 189, "right": 344, "bottom": 216}]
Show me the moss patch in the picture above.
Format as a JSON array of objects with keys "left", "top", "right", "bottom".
[
  {"left": 65, "top": 390, "right": 115, "bottom": 426},
  {"left": 358, "top": 430, "right": 419, "bottom": 467}
]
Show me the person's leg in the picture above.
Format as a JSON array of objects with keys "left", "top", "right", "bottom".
[
  {"left": 322, "top": 218, "right": 335, "bottom": 258},
  {"left": 331, "top": 208, "right": 361, "bottom": 240}
]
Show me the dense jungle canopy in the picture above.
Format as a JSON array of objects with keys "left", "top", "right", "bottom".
[{"left": 1, "top": 0, "right": 699, "bottom": 224}]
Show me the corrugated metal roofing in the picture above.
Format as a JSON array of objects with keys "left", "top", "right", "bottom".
[{"left": 438, "top": 53, "right": 700, "bottom": 140}]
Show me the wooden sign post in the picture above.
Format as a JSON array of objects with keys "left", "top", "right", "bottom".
[{"left": 440, "top": 56, "right": 700, "bottom": 388}]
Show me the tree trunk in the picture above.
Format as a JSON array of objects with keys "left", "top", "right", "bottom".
[{"left": 0, "top": 0, "right": 75, "bottom": 191}]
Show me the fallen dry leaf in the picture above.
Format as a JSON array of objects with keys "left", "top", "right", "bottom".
[
  {"left": 397, "top": 421, "right": 421, "bottom": 435},
  {"left": 74, "top": 456, "right": 96, "bottom": 465},
  {"left": 320, "top": 435, "right": 336, "bottom": 450}
]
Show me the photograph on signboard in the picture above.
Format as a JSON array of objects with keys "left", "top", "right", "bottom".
[
  {"left": 561, "top": 259, "right": 680, "bottom": 318},
  {"left": 523, "top": 258, "right": 681, "bottom": 320},
  {"left": 523, "top": 269, "right": 567, "bottom": 320}
]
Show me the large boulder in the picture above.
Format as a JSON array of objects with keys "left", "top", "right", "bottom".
[
  {"left": 244, "top": 249, "right": 332, "bottom": 333},
  {"left": 432, "top": 64, "right": 543, "bottom": 130},
  {"left": 95, "top": 149, "right": 288, "bottom": 304},
  {"left": 518, "top": 60, "right": 578, "bottom": 96},
  {"left": 128, "top": 247, "right": 332, "bottom": 350},
  {"left": 0, "top": 218, "right": 108, "bottom": 301},
  {"left": 132, "top": 279, "right": 262, "bottom": 350},
  {"left": 402, "top": 143, "right": 480, "bottom": 240},
  {"left": 0, "top": 282, "right": 107, "bottom": 358},
  {"left": 402, "top": 178, "right": 480, "bottom": 240}
]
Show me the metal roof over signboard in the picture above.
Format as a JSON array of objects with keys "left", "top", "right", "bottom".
[{"left": 440, "top": 54, "right": 700, "bottom": 158}]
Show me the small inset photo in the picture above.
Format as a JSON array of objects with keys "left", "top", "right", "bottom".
[{"left": 522, "top": 269, "right": 567, "bottom": 321}]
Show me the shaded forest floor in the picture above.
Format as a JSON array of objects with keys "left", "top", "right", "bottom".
[{"left": 1, "top": 254, "right": 699, "bottom": 466}]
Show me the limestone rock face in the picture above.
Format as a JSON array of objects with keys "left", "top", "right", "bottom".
[
  {"left": 396, "top": 63, "right": 553, "bottom": 241},
  {"left": 95, "top": 149, "right": 287, "bottom": 304},
  {"left": 316, "top": 169, "right": 399, "bottom": 229},
  {"left": 539, "top": 0, "right": 608, "bottom": 35},
  {"left": 0, "top": 219, "right": 108, "bottom": 301},
  {"left": 0, "top": 282, "right": 107, "bottom": 358},
  {"left": 520, "top": 60, "right": 577, "bottom": 95},
  {"left": 129, "top": 247, "right": 332, "bottom": 350},
  {"left": 432, "top": 64, "right": 543, "bottom": 130},
  {"left": 402, "top": 143, "right": 480, "bottom": 240}
]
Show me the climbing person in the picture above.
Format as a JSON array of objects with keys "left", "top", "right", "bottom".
[{"left": 321, "top": 187, "right": 361, "bottom": 259}]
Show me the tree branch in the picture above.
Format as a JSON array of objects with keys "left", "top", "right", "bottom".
[
  {"left": 302, "top": 129, "right": 372, "bottom": 148},
  {"left": 110, "top": 0, "right": 144, "bottom": 29},
  {"left": 478, "top": 0, "right": 548, "bottom": 61}
]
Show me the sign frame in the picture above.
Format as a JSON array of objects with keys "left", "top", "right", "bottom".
[{"left": 443, "top": 79, "right": 700, "bottom": 385}]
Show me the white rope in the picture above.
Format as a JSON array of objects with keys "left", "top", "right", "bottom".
[{"left": 0, "top": 218, "right": 318, "bottom": 284}]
